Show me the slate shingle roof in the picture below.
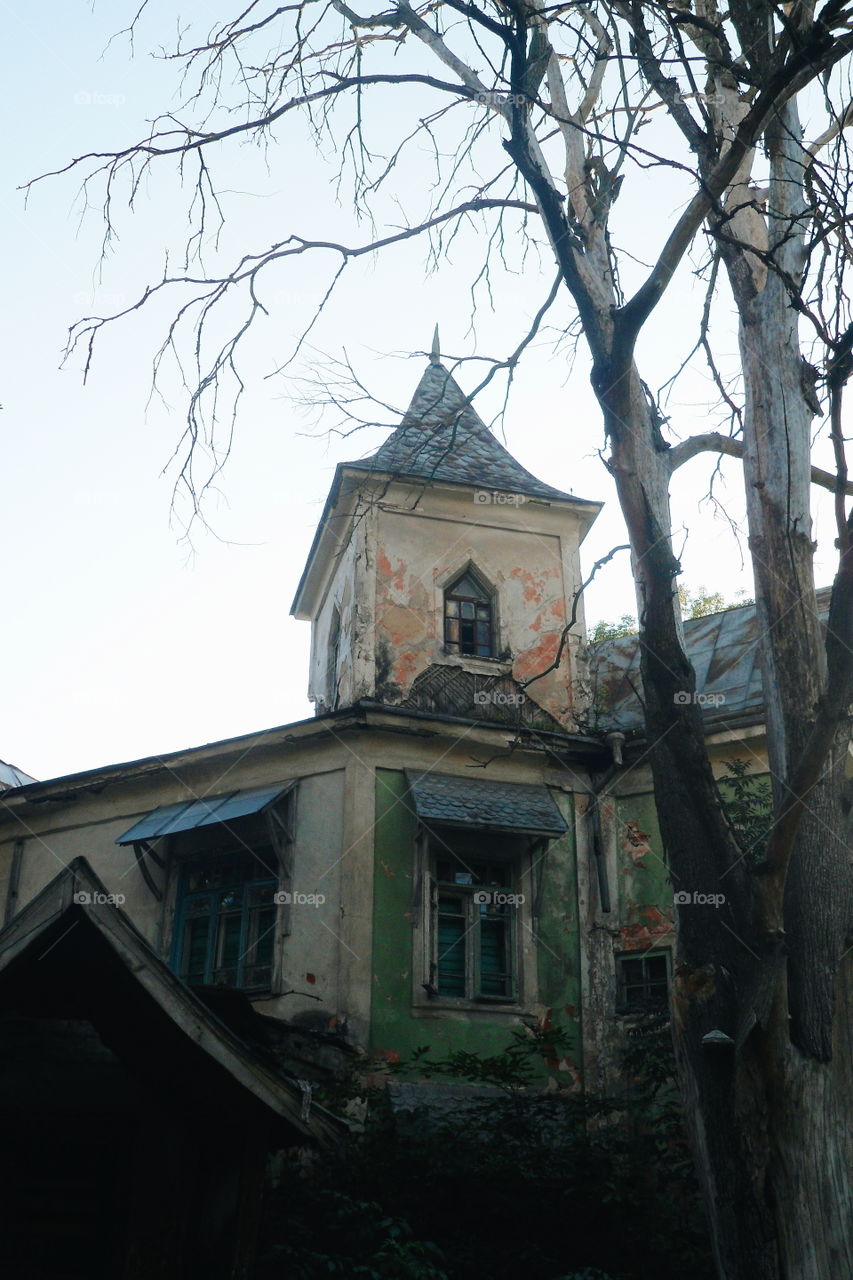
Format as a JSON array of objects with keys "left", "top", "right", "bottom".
[
  {"left": 400, "top": 664, "right": 566, "bottom": 733},
  {"left": 590, "top": 587, "right": 834, "bottom": 731},
  {"left": 405, "top": 770, "right": 568, "bottom": 834},
  {"left": 344, "top": 360, "right": 598, "bottom": 506}
]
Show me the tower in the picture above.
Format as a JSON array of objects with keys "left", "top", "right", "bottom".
[{"left": 291, "top": 344, "right": 600, "bottom": 728}]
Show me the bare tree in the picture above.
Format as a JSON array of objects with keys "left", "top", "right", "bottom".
[{"left": 30, "top": 3, "right": 853, "bottom": 1275}]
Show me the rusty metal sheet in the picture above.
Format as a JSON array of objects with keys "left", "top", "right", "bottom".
[
  {"left": 115, "top": 781, "right": 295, "bottom": 845},
  {"left": 589, "top": 588, "right": 832, "bottom": 730}
]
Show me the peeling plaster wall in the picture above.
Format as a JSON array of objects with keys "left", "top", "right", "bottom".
[
  {"left": 369, "top": 768, "right": 584, "bottom": 1088},
  {"left": 0, "top": 752, "right": 351, "bottom": 1035},
  {"left": 579, "top": 732, "right": 772, "bottom": 1094},
  {"left": 579, "top": 783, "right": 672, "bottom": 1093},
  {"left": 0, "top": 706, "right": 782, "bottom": 1086},
  {"left": 307, "top": 497, "right": 376, "bottom": 711},
  {"left": 371, "top": 483, "right": 590, "bottom": 727}
]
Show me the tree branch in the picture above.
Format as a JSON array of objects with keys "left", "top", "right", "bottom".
[{"left": 668, "top": 431, "right": 853, "bottom": 495}]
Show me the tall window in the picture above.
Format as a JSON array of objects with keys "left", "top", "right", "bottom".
[
  {"left": 326, "top": 605, "right": 341, "bottom": 708},
  {"left": 175, "top": 850, "right": 277, "bottom": 992},
  {"left": 433, "top": 852, "right": 516, "bottom": 1000},
  {"left": 444, "top": 570, "right": 494, "bottom": 657}
]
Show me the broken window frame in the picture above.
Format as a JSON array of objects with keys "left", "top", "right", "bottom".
[
  {"left": 174, "top": 850, "right": 279, "bottom": 992},
  {"left": 166, "top": 789, "right": 296, "bottom": 996},
  {"left": 443, "top": 568, "right": 495, "bottom": 658},
  {"left": 615, "top": 949, "right": 671, "bottom": 1015},
  {"left": 424, "top": 837, "right": 523, "bottom": 1004}
]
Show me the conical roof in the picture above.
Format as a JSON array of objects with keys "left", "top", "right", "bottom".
[
  {"left": 343, "top": 360, "right": 595, "bottom": 505},
  {"left": 291, "top": 355, "right": 600, "bottom": 617}
]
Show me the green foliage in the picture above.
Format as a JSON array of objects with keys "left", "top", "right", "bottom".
[
  {"left": 719, "top": 757, "right": 773, "bottom": 865},
  {"left": 677, "top": 585, "right": 725, "bottom": 618},
  {"left": 403, "top": 1024, "right": 574, "bottom": 1092},
  {"left": 589, "top": 585, "right": 754, "bottom": 644},
  {"left": 258, "top": 1022, "right": 713, "bottom": 1280},
  {"left": 588, "top": 614, "right": 637, "bottom": 643},
  {"left": 257, "top": 1190, "right": 450, "bottom": 1279}
]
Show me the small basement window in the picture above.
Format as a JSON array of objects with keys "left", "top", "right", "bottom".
[{"left": 616, "top": 951, "right": 670, "bottom": 1015}]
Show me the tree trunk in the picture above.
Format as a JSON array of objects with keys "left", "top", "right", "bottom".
[{"left": 720, "top": 102, "right": 853, "bottom": 1280}]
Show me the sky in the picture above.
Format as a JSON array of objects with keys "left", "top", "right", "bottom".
[{"left": 2, "top": 3, "right": 843, "bottom": 782}]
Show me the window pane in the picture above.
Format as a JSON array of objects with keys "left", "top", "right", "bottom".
[
  {"left": 246, "top": 901, "right": 275, "bottom": 959},
  {"left": 449, "top": 573, "right": 489, "bottom": 601},
  {"left": 183, "top": 915, "right": 211, "bottom": 985},
  {"left": 618, "top": 953, "right": 669, "bottom": 1012},
  {"left": 177, "top": 851, "right": 277, "bottom": 993},
  {"left": 480, "top": 918, "right": 509, "bottom": 996},
  {"left": 437, "top": 898, "right": 466, "bottom": 996},
  {"left": 445, "top": 576, "right": 493, "bottom": 657},
  {"left": 213, "top": 912, "right": 243, "bottom": 986},
  {"left": 249, "top": 883, "right": 275, "bottom": 907}
]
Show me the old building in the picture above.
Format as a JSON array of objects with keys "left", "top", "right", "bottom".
[{"left": 0, "top": 347, "right": 802, "bottom": 1273}]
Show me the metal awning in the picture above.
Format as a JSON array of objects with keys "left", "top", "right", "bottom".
[
  {"left": 116, "top": 781, "right": 295, "bottom": 845},
  {"left": 405, "top": 771, "right": 567, "bottom": 836}
]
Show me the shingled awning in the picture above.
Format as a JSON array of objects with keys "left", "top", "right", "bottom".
[
  {"left": 405, "top": 771, "right": 567, "bottom": 835},
  {"left": 116, "top": 781, "right": 294, "bottom": 845}
]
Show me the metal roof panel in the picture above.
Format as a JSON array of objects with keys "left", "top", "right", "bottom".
[{"left": 116, "top": 782, "right": 293, "bottom": 844}]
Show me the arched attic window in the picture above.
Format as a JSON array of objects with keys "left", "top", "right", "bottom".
[{"left": 444, "top": 569, "right": 494, "bottom": 657}]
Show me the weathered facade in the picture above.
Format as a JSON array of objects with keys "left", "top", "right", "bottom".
[{"left": 0, "top": 352, "right": 815, "bottom": 1273}]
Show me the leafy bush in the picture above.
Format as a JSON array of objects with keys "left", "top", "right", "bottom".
[
  {"left": 256, "top": 1021, "right": 713, "bottom": 1279},
  {"left": 720, "top": 757, "right": 773, "bottom": 865}
]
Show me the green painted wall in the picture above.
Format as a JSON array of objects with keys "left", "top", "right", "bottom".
[
  {"left": 613, "top": 766, "right": 771, "bottom": 948},
  {"left": 370, "top": 769, "right": 583, "bottom": 1082},
  {"left": 614, "top": 793, "right": 674, "bottom": 950}
]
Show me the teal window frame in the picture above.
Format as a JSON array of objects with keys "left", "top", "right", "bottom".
[
  {"left": 433, "top": 854, "right": 516, "bottom": 1002},
  {"left": 172, "top": 849, "right": 278, "bottom": 993}
]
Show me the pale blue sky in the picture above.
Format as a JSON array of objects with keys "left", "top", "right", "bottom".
[{"left": 2, "top": 3, "right": 841, "bottom": 780}]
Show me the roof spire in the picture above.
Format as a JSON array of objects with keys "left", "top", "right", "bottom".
[{"left": 430, "top": 324, "right": 441, "bottom": 365}]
